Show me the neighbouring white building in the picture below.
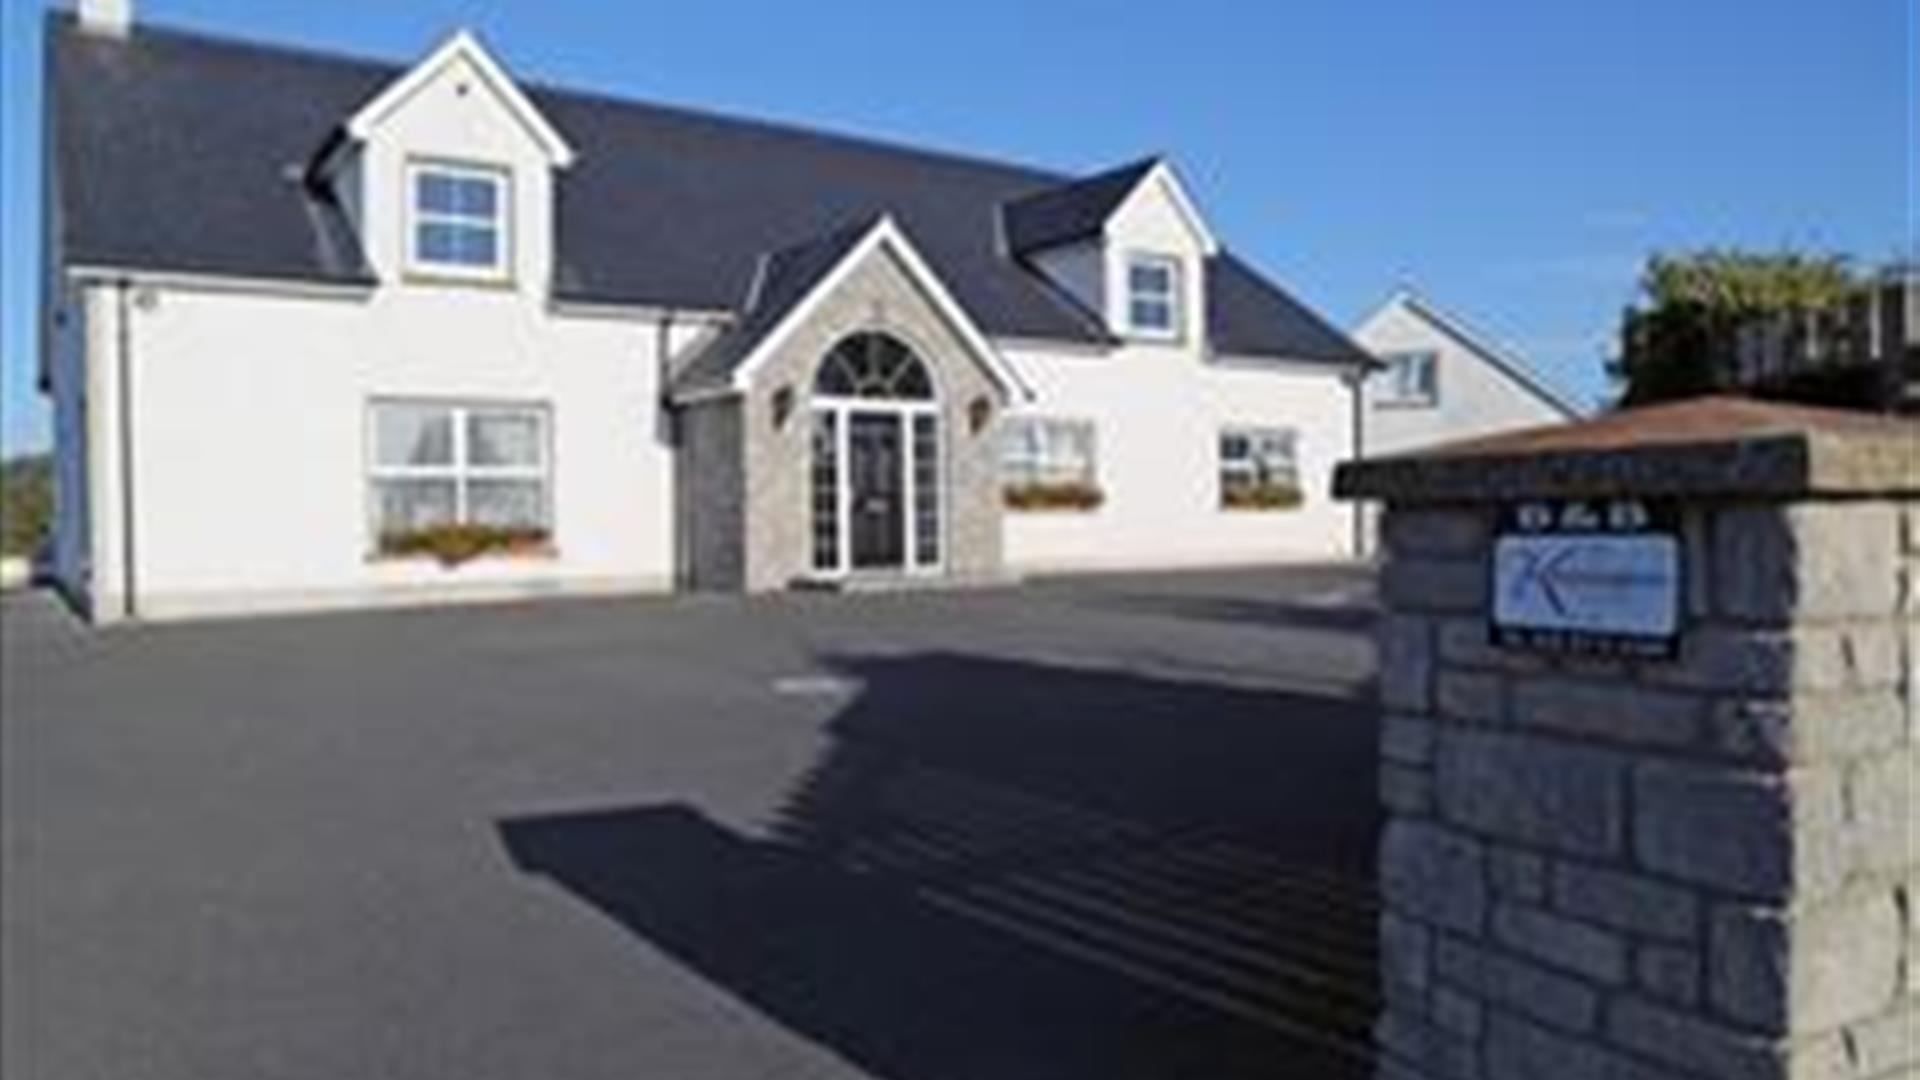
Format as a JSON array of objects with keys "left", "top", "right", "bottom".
[
  {"left": 41, "top": 2, "right": 1374, "bottom": 622},
  {"left": 1349, "top": 289, "right": 1587, "bottom": 552}
]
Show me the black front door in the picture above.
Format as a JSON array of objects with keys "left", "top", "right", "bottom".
[{"left": 848, "top": 412, "right": 905, "bottom": 570}]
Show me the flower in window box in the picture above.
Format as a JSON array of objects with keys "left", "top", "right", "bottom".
[
  {"left": 379, "top": 524, "right": 551, "bottom": 566},
  {"left": 1221, "top": 483, "right": 1304, "bottom": 511},
  {"left": 1004, "top": 482, "right": 1105, "bottom": 512}
]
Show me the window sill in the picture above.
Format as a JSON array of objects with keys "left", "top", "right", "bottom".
[
  {"left": 1374, "top": 398, "right": 1439, "bottom": 411},
  {"left": 365, "top": 543, "right": 559, "bottom": 567},
  {"left": 400, "top": 270, "right": 520, "bottom": 292}
]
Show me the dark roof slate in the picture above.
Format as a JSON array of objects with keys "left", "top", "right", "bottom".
[
  {"left": 1000, "top": 156, "right": 1160, "bottom": 255},
  {"left": 48, "top": 14, "right": 1370, "bottom": 365},
  {"left": 671, "top": 214, "right": 880, "bottom": 396}
]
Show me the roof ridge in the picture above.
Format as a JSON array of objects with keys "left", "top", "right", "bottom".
[{"left": 54, "top": 12, "right": 1072, "bottom": 188}]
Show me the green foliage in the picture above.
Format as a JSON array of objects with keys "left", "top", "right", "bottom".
[
  {"left": 1, "top": 454, "right": 53, "bottom": 558},
  {"left": 1613, "top": 249, "right": 1859, "bottom": 406},
  {"left": 379, "top": 523, "right": 549, "bottom": 566},
  {"left": 1221, "top": 482, "right": 1304, "bottom": 512},
  {"left": 1003, "top": 482, "right": 1105, "bottom": 512}
]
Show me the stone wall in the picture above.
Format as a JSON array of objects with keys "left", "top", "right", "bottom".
[
  {"left": 1370, "top": 497, "right": 1916, "bottom": 1080},
  {"left": 678, "top": 397, "right": 744, "bottom": 590},
  {"left": 738, "top": 245, "right": 1005, "bottom": 591}
]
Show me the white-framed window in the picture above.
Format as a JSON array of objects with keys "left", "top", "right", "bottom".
[
  {"left": 368, "top": 400, "right": 549, "bottom": 541},
  {"left": 1378, "top": 350, "right": 1439, "bottom": 406},
  {"left": 406, "top": 162, "right": 508, "bottom": 278},
  {"left": 1125, "top": 253, "right": 1182, "bottom": 339},
  {"left": 1002, "top": 417, "right": 1098, "bottom": 488},
  {"left": 1219, "top": 426, "right": 1301, "bottom": 510}
]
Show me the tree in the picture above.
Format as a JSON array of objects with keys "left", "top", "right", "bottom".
[
  {"left": 1611, "top": 249, "right": 1857, "bottom": 406},
  {"left": 1, "top": 454, "right": 53, "bottom": 559}
]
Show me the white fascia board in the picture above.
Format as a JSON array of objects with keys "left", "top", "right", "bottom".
[
  {"left": 66, "top": 264, "right": 376, "bottom": 301},
  {"left": 345, "top": 29, "right": 576, "bottom": 169},
  {"left": 727, "top": 216, "right": 1035, "bottom": 402}
]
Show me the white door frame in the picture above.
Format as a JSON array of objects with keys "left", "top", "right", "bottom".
[{"left": 810, "top": 395, "right": 945, "bottom": 578}]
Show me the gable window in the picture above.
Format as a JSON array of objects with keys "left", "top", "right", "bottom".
[
  {"left": 368, "top": 400, "right": 549, "bottom": 552},
  {"left": 1219, "top": 427, "right": 1302, "bottom": 511},
  {"left": 1125, "top": 254, "right": 1182, "bottom": 339},
  {"left": 1378, "top": 350, "right": 1439, "bottom": 407},
  {"left": 1002, "top": 417, "right": 1102, "bottom": 510},
  {"left": 407, "top": 162, "right": 508, "bottom": 278}
]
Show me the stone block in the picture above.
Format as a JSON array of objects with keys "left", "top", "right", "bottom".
[
  {"left": 1485, "top": 1012, "right": 1667, "bottom": 1080},
  {"left": 1437, "top": 670, "right": 1505, "bottom": 724},
  {"left": 1430, "top": 984, "right": 1483, "bottom": 1040},
  {"left": 1380, "top": 910, "right": 1432, "bottom": 999},
  {"left": 1510, "top": 676, "right": 1703, "bottom": 748},
  {"left": 1553, "top": 861, "right": 1700, "bottom": 942},
  {"left": 1714, "top": 503, "right": 1901, "bottom": 622},
  {"left": 1376, "top": 1010, "right": 1479, "bottom": 1080},
  {"left": 1382, "top": 555, "right": 1485, "bottom": 615},
  {"left": 1710, "top": 891, "right": 1904, "bottom": 1033},
  {"left": 1634, "top": 761, "right": 1792, "bottom": 899},
  {"left": 1381, "top": 820, "right": 1487, "bottom": 935},
  {"left": 1652, "top": 622, "right": 1902, "bottom": 696},
  {"left": 1605, "top": 996, "right": 1785, "bottom": 1080},
  {"left": 1436, "top": 935, "right": 1600, "bottom": 1033},
  {"left": 1489, "top": 847, "right": 1547, "bottom": 903},
  {"left": 1491, "top": 901, "right": 1629, "bottom": 984},
  {"left": 1847, "top": 746, "right": 1918, "bottom": 878},
  {"left": 1379, "top": 615, "right": 1435, "bottom": 711},
  {"left": 1382, "top": 714, "right": 1436, "bottom": 766},
  {"left": 1382, "top": 761, "right": 1435, "bottom": 815},
  {"left": 1828, "top": 999, "right": 1920, "bottom": 1077},
  {"left": 1385, "top": 507, "right": 1490, "bottom": 560},
  {"left": 1708, "top": 690, "right": 1908, "bottom": 766},
  {"left": 1437, "top": 730, "right": 1625, "bottom": 858},
  {"left": 1634, "top": 944, "right": 1701, "bottom": 1006}
]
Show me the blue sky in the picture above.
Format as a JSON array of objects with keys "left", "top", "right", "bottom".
[{"left": 2, "top": 0, "right": 1912, "bottom": 454}]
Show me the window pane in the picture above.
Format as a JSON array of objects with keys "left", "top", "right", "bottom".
[
  {"left": 416, "top": 172, "right": 458, "bottom": 214},
  {"left": 374, "top": 478, "right": 457, "bottom": 533},
  {"left": 466, "top": 479, "right": 546, "bottom": 530},
  {"left": 453, "top": 225, "right": 499, "bottom": 267},
  {"left": 468, "top": 410, "right": 542, "bottom": 467},
  {"left": 374, "top": 405, "right": 454, "bottom": 466},
  {"left": 913, "top": 415, "right": 940, "bottom": 566},
  {"left": 811, "top": 411, "right": 839, "bottom": 571},
  {"left": 1131, "top": 300, "right": 1172, "bottom": 330},
  {"left": 1129, "top": 261, "right": 1173, "bottom": 295},
  {"left": 1220, "top": 433, "right": 1249, "bottom": 461},
  {"left": 454, "top": 176, "right": 498, "bottom": 218},
  {"left": 416, "top": 222, "right": 460, "bottom": 264}
]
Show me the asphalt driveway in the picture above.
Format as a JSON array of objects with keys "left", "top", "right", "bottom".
[{"left": 2, "top": 566, "right": 1381, "bottom": 1080}]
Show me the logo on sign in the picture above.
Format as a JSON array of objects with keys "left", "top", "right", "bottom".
[{"left": 1490, "top": 499, "right": 1682, "bottom": 658}]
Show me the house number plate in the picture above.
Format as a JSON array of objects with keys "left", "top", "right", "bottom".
[{"left": 1490, "top": 498, "right": 1681, "bottom": 659}]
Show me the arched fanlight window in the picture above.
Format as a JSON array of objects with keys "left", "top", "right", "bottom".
[{"left": 814, "top": 332, "right": 935, "bottom": 400}]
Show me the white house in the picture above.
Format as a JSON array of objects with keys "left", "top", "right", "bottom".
[
  {"left": 1348, "top": 289, "right": 1586, "bottom": 553},
  {"left": 40, "top": 2, "right": 1373, "bottom": 622}
]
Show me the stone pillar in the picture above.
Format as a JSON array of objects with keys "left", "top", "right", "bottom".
[{"left": 1335, "top": 399, "right": 1917, "bottom": 1080}]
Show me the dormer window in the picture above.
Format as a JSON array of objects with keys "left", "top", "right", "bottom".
[
  {"left": 1125, "top": 253, "right": 1181, "bottom": 339},
  {"left": 407, "top": 161, "right": 508, "bottom": 279}
]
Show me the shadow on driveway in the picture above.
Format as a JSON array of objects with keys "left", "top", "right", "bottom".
[{"left": 500, "top": 652, "right": 1380, "bottom": 1080}]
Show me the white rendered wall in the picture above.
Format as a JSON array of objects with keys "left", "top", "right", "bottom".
[
  {"left": 1353, "top": 301, "right": 1577, "bottom": 458},
  {"left": 1000, "top": 342, "right": 1357, "bottom": 572},
  {"left": 95, "top": 283, "right": 674, "bottom": 619}
]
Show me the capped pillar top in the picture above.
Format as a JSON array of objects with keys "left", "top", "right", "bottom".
[{"left": 1335, "top": 396, "right": 1918, "bottom": 503}]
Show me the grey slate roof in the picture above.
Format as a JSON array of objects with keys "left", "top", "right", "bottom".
[
  {"left": 671, "top": 214, "right": 881, "bottom": 396},
  {"left": 48, "top": 14, "right": 1370, "bottom": 366},
  {"left": 1000, "top": 157, "right": 1161, "bottom": 255}
]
